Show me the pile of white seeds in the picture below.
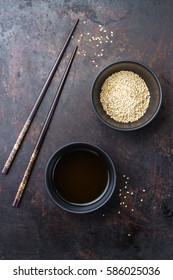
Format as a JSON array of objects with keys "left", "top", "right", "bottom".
[{"left": 100, "top": 70, "right": 150, "bottom": 123}]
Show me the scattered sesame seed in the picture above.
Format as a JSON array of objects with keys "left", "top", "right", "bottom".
[
  {"left": 125, "top": 205, "right": 127, "bottom": 208},
  {"left": 103, "top": 214, "right": 105, "bottom": 217},
  {"left": 105, "top": 40, "right": 108, "bottom": 43},
  {"left": 128, "top": 233, "right": 131, "bottom": 236},
  {"left": 104, "top": 30, "right": 106, "bottom": 32},
  {"left": 96, "top": 44, "right": 99, "bottom": 47},
  {"left": 80, "top": 34, "right": 83, "bottom": 36},
  {"left": 123, "top": 175, "right": 126, "bottom": 177},
  {"left": 111, "top": 34, "right": 113, "bottom": 37},
  {"left": 143, "top": 189, "right": 146, "bottom": 192},
  {"left": 77, "top": 39, "right": 80, "bottom": 42},
  {"left": 127, "top": 177, "right": 129, "bottom": 180},
  {"left": 131, "top": 192, "right": 134, "bottom": 195},
  {"left": 110, "top": 41, "right": 113, "bottom": 43},
  {"left": 122, "top": 202, "right": 125, "bottom": 204},
  {"left": 120, "top": 202, "right": 122, "bottom": 205},
  {"left": 95, "top": 65, "right": 98, "bottom": 67},
  {"left": 87, "top": 32, "right": 90, "bottom": 35},
  {"left": 118, "top": 211, "right": 121, "bottom": 214},
  {"left": 83, "top": 53, "right": 86, "bottom": 56},
  {"left": 119, "top": 189, "right": 121, "bottom": 192},
  {"left": 89, "top": 39, "right": 91, "bottom": 41},
  {"left": 100, "top": 53, "right": 103, "bottom": 56},
  {"left": 124, "top": 196, "right": 126, "bottom": 199},
  {"left": 83, "top": 21, "right": 86, "bottom": 24},
  {"left": 125, "top": 181, "right": 128, "bottom": 184},
  {"left": 92, "top": 60, "right": 95, "bottom": 63},
  {"left": 119, "top": 194, "right": 121, "bottom": 196},
  {"left": 125, "top": 186, "right": 127, "bottom": 189},
  {"left": 141, "top": 199, "right": 143, "bottom": 202},
  {"left": 131, "top": 209, "right": 134, "bottom": 211},
  {"left": 126, "top": 191, "right": 129, "bottom": 194}
]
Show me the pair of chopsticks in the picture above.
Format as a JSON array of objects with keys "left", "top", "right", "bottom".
[{"left": 2, "top": 19, "right": 79, "bottom": 207}]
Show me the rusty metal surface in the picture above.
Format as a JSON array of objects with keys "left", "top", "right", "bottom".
[{"left": 0, "top": 0, "right": 173, "bottom": 260}]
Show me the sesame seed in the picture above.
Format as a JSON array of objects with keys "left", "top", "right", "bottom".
[
  {"left": 131, "top": 192, "right": 133, "bottom": 195},
  {"left": 141, "top": 199, "right": 143, "bottom": 202},
  {"left": 83, "top": 21, "right": 86, "bottom": 24},
  {"left": 127, "top": 177, "right": 129, "bottom": 180},
  {"left": 95, "top": 65, "right": 98, "bottom": 67},
  {"left": 110, "top": 41, "right": 113, "bottom": 43},
  {"left": 124, "top": 196, "right": 126, "bottom": 199},
  {"left": 126, "top": 191, "right": 129, "bottom": 194},
  {"left": 125, "top": 205, "right": 127, "bottom": 208},
  {"left": 128, "top": 233, "right": 131, "bottom": 237},
  {"left": 123, "top": 175, "right": 126, "bottom": 177},
  {"left": 143, "top": 189, "right": 146, "bottom": 192},
  {"left": 87, "top": 32, "right": 90, "bottom": 35},
  {"left": 125, "top": 186, "right": 127, "bottom": 189},
  {"left": 131, "top": 209, "right": 134, "bottom": 211},
  {"left": 118, "top": 211, "right": 121, "bottom": 214}
]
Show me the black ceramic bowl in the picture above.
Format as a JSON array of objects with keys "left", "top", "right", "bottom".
[
  {"left": 91, "top": 60, "right": 162, "bottom": 131},
  {"left": 45, "top": 142, "right": 116, "bottom": 214}
]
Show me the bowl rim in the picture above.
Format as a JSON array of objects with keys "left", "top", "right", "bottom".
[
  {"left": 45, "top": 142, "right": 116, "bottom": 214},
  {"left": 91, "top": 59, "right": 163, "bottom": 131}
]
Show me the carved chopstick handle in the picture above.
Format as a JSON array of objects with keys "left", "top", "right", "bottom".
[
  {"left": 12, "top": 149, "right": 38, "bottom": 207},
  {"left": 2, "top": 119, "right": 31, "bottom": 174}
]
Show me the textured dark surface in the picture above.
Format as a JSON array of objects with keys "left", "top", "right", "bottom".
[{"left": 0, "top": 0, "right": 173, "bottom": 260}]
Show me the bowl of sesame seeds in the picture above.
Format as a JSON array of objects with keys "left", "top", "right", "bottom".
[{"left": 91, "top": 60, "right": 162, "bottom": 131}]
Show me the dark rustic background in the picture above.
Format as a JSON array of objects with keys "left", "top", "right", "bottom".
[{"left": 0, "top": 0, "right": 173, "bottom": 260}]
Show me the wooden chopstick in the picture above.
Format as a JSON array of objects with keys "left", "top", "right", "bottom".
[
  {"left": 2, "top": 18, "right": 79, "bottom": 174},
  {"left": 12, "top": 46, "right": 78, "bottom": 207}
]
